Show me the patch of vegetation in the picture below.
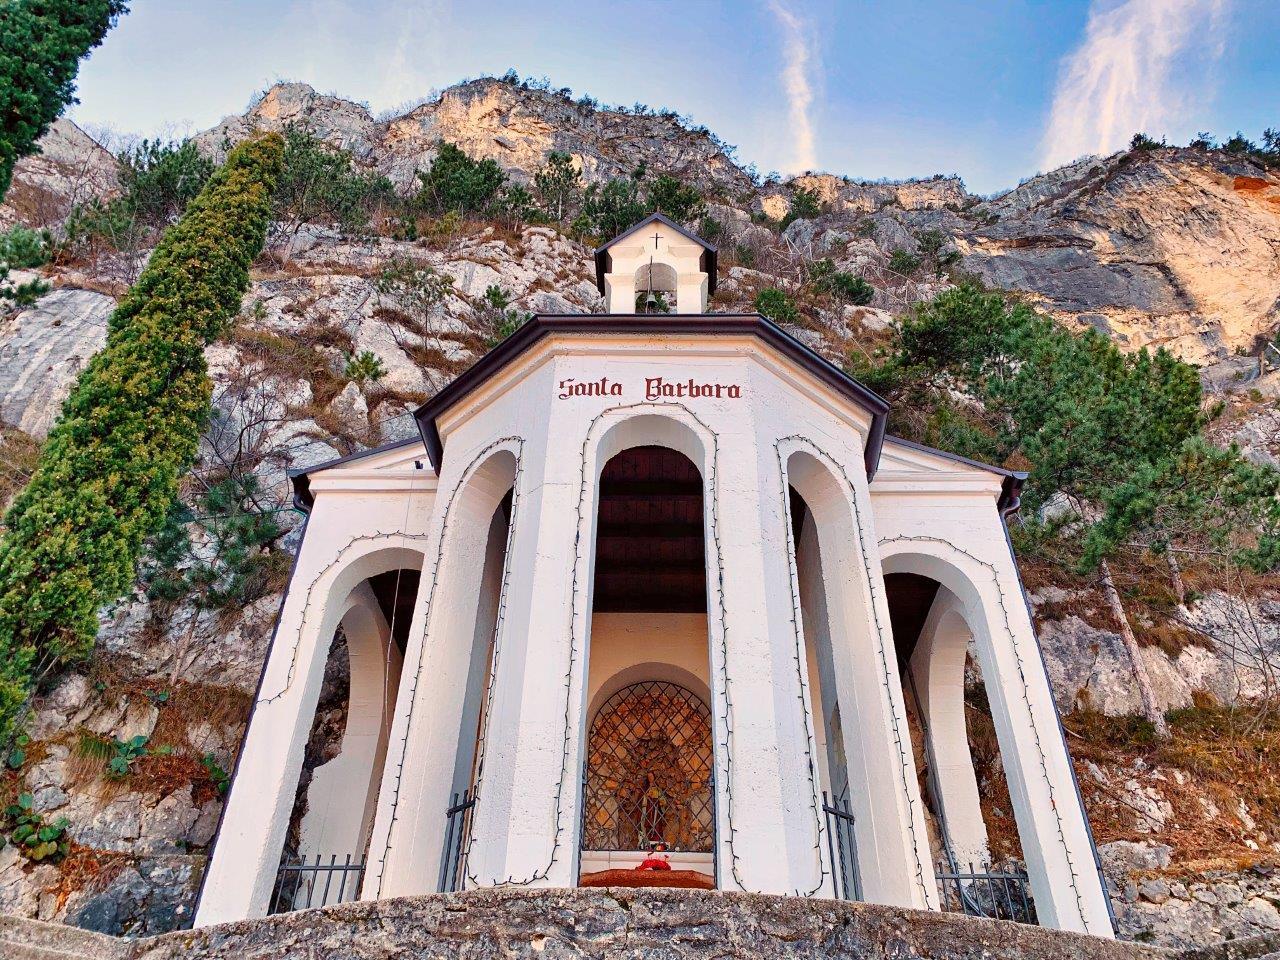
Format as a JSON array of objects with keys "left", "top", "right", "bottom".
[
  {"left": 274, "top": 127, "right": 396, "bottom": 234},
  {"left": 413, "top": 141, "right": 507, "bottom": 217},
  {"left": 3, "top": 792, "right": 69, "bottom": 862},
  {"left": 809, "top": 258, "right": 874, "bottom": 305},
  {"left": 753, "top": 287, "right": 799, "bottom": 325},
  {"left": 1129, "top": 132, "right": 1163, "bottom": 152},
  {"left": 887, "top": 248, "right": 921, "bottom": 276},
  {"left": 0, "top": 225, "right": 49, "bottom": 306},
  {"left": 475, "top": 285, "right": 530, "bottom": 347},
  {"left": 0, "top": 135, "right": 285, "bottom": 742},
  {"left": 780, "top": 186, "right": 822, "bottom": 229},
  {"left": 343, "top": 350, "right": 387, "bottom": 386}
]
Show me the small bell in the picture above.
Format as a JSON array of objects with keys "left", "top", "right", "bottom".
[{"left": 644, "top": 290, "right": 659, "bottom": 313}]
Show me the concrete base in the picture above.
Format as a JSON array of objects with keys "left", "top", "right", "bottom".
[{"left": 0, "top": 889, "right": 1217, "bottom": 960}]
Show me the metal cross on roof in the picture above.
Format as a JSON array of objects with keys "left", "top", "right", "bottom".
[{"left": 652, "top": 229, "right": 661, "bottom": 249}]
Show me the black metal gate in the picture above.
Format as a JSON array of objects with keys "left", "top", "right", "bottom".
[
  {"left": 822, "top": 791, "right": 861, "bottom": 901},
  {"left": 581, "top": 680, "right": 714, "bottom": 853},
  {"left": 438, "top": 788, "right": 477, "bottom": 893}
]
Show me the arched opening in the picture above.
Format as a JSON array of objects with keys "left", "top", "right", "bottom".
[
  {"left": 634, "top": 261, "right": 678, "bottom": 313},
  {"left": 787, "top": 486, "right": 857, "bottom": 898},
  {"left": 578, "top": 442, "right": 716, "bottom": 888},
  {"left": 272, "top": 551, "right": 423, "bottom": 911},
  {"left": 884, "top": 563, "right": 1035, "bottom": 923}
]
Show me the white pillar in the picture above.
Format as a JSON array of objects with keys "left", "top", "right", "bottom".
[
  {"left": 368, "top": 449, "right": 517, "bottom": 898},
  {"left": 712, "top": 433, "right": 830, "bottom": 895},
  {"left": 676, "top": 272, "right": 708, "bottom": 313},
  {"left": 909, "top": 591, "right": 990, "bottom": 868},
  {"left": 974, "top": 542, "right": 1114, "bottom": 935},
  {"left": 785, "top": 446, "right": 936, "bottom": 910},
  {"left": 296, "top": 584, "right": 403, "bottom": 903},
  {"left": 461, "top": 429, "right": 584, "bottom": 888},
  {"left": 195, "top": 504, "right": 425, "bottom": 926},
  {"left": 603, "top": 273, "right": 636, "bottom": 314}
]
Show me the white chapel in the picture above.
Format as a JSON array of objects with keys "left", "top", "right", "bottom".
[{"left": 194, "top": 214, "right": 1115, "bottom": 937}]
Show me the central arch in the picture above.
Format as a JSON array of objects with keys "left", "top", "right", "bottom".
[{"left": 575, "top": 411, "right": 720, "bottom": 888}]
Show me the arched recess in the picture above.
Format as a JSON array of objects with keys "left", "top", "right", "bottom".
[
  {"left": 881, "top": 540, "right": 1076, "bottom": 925},
  {"left": 573, "top": 409, "right": 721, "bottom": 886},
  {"left": 370, "top": 444, "right": 519, "bottom": 898},
  {"left": 634, "top": 261, "right": 678, "bottom": 312},
  {"left": 781, "top": 444, "right": 935, "bottom": 909},
  {"left": 273, "top": 542, "right": 425, "bottom": 909}
]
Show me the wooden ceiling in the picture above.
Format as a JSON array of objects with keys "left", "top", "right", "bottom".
[{"left": 593, "top": 446, "right": 707, "bottom": 613}]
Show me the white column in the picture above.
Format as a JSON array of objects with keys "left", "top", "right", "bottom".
[
  {"left": 676, "top": 272, "right": 708, "bottom": 313},
  {"left": 603, "top": 273, "right": 636, "bottom": 314},
  {"left": 369, "top": 451, "right": 516, "bottom": 898},
  {"left": 296, "top": 584, "right": 402, "bottom": 899},
  {"left": 460, "top": 433, "right": 584, "bottom": 888},
  {"left": 786, "top": 447, "right": 936, "bottom": 910},
  {"left": 909, "top": 591, "right": 990, "bottom": 868},
  {"left": 971, "top": 537, "right": 1115, "bottom": 936},
  {"left": 195, "top": 502, "right": 420, "bottom": 925},
  {"left": 712, "top": 433, "right": 829, "bottom": 895}
]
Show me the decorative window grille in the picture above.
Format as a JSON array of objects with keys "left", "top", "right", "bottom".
[{"left": 581, "top": 680, "right": 714, "bottom": 852}]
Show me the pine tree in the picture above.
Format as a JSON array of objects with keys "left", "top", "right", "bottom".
[
  {"left": 0, "top": 0, "right": 129, "bottom": 200},
  {"left": 0, "top": 135, "right": 284, "bottom": 740}
]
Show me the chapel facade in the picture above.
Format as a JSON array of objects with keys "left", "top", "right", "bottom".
[{"left": 194, "top": 215, "right": 1115, "bottom": 937}]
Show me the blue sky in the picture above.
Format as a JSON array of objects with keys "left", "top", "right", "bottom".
[{"left": 67, "top": 0, "right": 1280, "bottom": 195}]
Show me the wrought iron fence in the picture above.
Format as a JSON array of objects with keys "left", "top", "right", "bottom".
[
  {"left": 822, "top": 791, "right": 861, "bottom": 901},
  {"left": 269, "top": 854, "right": 365, "bottom": 913},
  {"left": 935, "top": 861, "right": 1036, "bottom": 924},
  {"left": 438, "top": 788, "right": 477, "bottom": 893}
]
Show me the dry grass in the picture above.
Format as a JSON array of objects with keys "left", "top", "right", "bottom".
[{"left": 1064, "top": 696, "right": 1280, "bottom": 865}]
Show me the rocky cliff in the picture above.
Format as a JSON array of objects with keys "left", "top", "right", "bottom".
[{"left": 0, "top": 78, "right": 1277, "bottom": 949}]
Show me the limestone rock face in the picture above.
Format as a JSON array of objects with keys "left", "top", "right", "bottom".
[
  {"left": 958, "top": 150, "right": 1280, "bottom": 363},
  {"left": 197, "top": 79, "right": 755, "bottom": 197},
  {"left": 0, "top": 119, "right": 120, "bottom": 229},
  {"left": 0, "top": 287, "right": 114, "bottom": 437}
]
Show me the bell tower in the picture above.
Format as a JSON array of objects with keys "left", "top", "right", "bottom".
[{"left": 593, "top": 213, "right": 718, "bottom": 314}]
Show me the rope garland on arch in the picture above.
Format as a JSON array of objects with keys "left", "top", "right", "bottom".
[
  {"left": 255, "top": 530, "right": 434, "bottom": 705},
  {"left": 371, "top": 435, "right": 525, "bottom": 897},
  {"left": 772, "top": 441, "right": 834, "bottom": 897},
  {"left": 776, "top": 435, "right": 933, "bottom": 904},
  {"left": 877, "top": 533, "right": 1091, "bottom": 929}
]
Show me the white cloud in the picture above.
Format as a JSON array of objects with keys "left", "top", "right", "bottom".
[
  {"left": 1041, "top": 0, "right": 1229, "bottom": 170},
  {"left": 767, "top": 0, "right": 818, "bottom": 173}
]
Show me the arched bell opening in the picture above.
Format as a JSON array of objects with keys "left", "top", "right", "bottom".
[
  {"left": 578, "top": 443, "right": 716, "bottom": 889},
  {"left": 634, "top": 261, "right": 678, "bottom": 313},
  {"left": 274, "top": 557, "right": 422, "bottom": 911},
  {"left": 886, "top": 569, "right": 1036, "bottom": 924}
]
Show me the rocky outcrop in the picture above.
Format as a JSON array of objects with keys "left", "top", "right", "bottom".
[
  {"left": 958, "top": 149, "right": 1280, "bottom": 364},
  {"left": 0, "top": 119, "right": 120, "bottom": 229},
  {"left": 196, "top": 79, "right": 756, "bottom": 197},
  {"left": 0, "top": 287, "right": 114, "bottom": 437}
]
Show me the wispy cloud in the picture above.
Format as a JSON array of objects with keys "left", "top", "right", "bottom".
[
  {"left": 1041, "top": 0, "right": 1229, "bottom": 170},
  {"left": 767, "top": 0, "right": 818, "bottom": 173}
]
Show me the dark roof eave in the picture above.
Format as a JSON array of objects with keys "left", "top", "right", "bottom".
[
  {"left": 287, "top": 435, "right": 424, "bottom": 512},
  {"left": 414, "top": 313, "right": 889, "bottom": 477}
]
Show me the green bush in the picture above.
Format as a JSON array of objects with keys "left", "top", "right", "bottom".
[
  {"left": 0, "top": 226, "right": 50, "bottom": 306},
  {"left": 809, "top": 258, "right": 873, "bottom": 305},
  {"left": 1129, "top": 132, "right": 1161, "bottom": 151},
  {"left": 753, "top": 287, "right": 799, "bottom": 324},
  {"left": 142, "top": 469, "right": 287, "bottom": 611},
  {"left": 0, "top": 0, "right": 128, "bottom": 200},
  {"left": 533, "top": 150, "right": 582, "bottom": 222},
  {"left": 343, "top": 350, "right": 387, "bottom": 386},
  {"left": 888, "top": 248, "right": 921, "bottom": 275},
  {"left": 118, "top": 139, "right": 214, "bottom": 225},
  {"left": 577, "top": 168, "right": 648, "bottom": 239},
  {"left": 476, "top": 284, "right": 529, "bottom": 346},
  {"left": 414, "top": 141, "right": 506, "bottom": 217},
  {"left": 0, "top": 134, "right": 285, "bottom": 741},
  {"left": 275, "top": 127, "right": 395, "bottom": 233},
  {"left": 780, "top": 186, "right": 821, "bottom": 229},
  {"left": 647, "top": 173, "right": 704, "bottom": 223}
]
